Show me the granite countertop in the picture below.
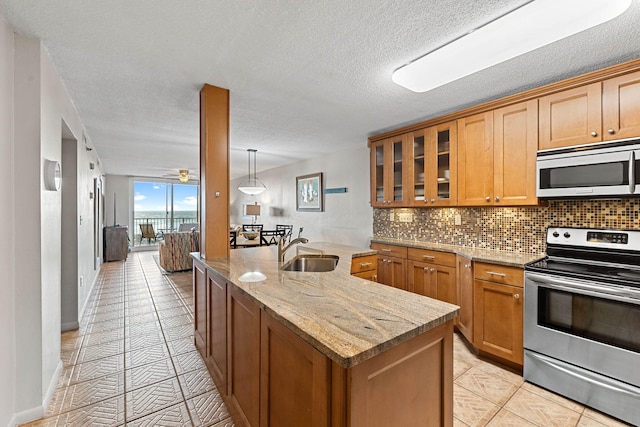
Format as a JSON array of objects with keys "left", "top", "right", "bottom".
[
  {"left": 370, "top": 237, "right": 544, "bottom": 267},
  {"left": 193, "top": 242, "right": 459, "bottom": 368}
]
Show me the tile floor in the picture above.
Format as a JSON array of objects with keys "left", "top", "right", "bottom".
[{"left": 23, "top": 252, "right": 631, "bottom": 427}]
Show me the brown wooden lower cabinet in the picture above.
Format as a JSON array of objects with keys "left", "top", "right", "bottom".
[
  {"left": 193, "top": 261, "right": 207, "bottom": 354},
  {"left": 376, "top": 255, "right": 407, "bottom": 290},
  {"left": 408, "top": 260, "right": 456, "bottom": 305},
  {"left": 193, "top": 258, "right": 454, "bottom": 427},
  {"left": 260, "top": 311, "right": 330, "bottom": 427},
  {"left": 455, "top": 255, "right": 473, "bottom": 342},
  {"left": 227, "top": 285, "right": 261, "bottom": 427}
]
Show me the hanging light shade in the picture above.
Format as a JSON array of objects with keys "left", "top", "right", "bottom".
[{"left": 238, "top": 149, "right": 267, "bottom": 195}]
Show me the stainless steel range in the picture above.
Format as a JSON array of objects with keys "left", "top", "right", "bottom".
[{"left": 524, "top": 227, "right": 640, "bottom": 426}]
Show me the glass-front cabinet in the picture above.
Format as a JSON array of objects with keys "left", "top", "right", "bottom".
[
  {"left": 409, "top": 121, "right": 457, "bottom": 206},
  {"left": 370, "top": 135, "right": 407, "bottom": 207}
]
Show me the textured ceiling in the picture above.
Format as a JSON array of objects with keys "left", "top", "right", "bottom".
[{"left": 2, "top": 0, "right": 640, "bottom": 180}]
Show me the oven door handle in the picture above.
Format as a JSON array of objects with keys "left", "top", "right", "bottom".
[
  {"left": 527, "top": 351, "right": 640, "bottom": 399},
  {"left": 526, "top": 272, "right": 640, "bottom": 304}
]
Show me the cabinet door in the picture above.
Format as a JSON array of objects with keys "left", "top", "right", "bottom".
[
  {"left": 409, "top": 129, "right": 428, "bottom": 206},
  {"left": 539, "top": 83, "right": 602, "bottom": 150},
  {"left": 376, "top": 255, "right": 390, "bottom": 286},
  {"left": 435, "top": 265, "right": 457, "bottom": 306},
  {"left": 408, "top": 261, "right": 437, "bottom": 299},
  {"left": 389, "top": 257, "right": 407, "bottom": 291},
  {"left": 260, "top": 311, "right": 330, "bottom": 427},
  {"left": 603, "top": 70, "right": 640, "bottom": 140},
  {"left": 370, "top": 140, "right": 386, "bottom": 207},
  {"left": 430, "top": 121, "right": 457, "bottom": 206},
  {"left": 227, "top": 286, "right": 261, "bottom": 427},
  {"left": 388, "top": 135, "right": 409, "bottom": 206},
  {"left": 457, "top": 112, "right": 494, "bottom": 206},
  {"left": 456, "top": 256, "right": 473, "bottom": 343},
  {"left": 194, "top": 261, "right": 207, "bottom": 355},
  {"left": 493, "top": 100, "right": 539, "bottom": 206},
  {"left": 208, "top": 271, "right": 227, "bottom": 393},
  {"left": 473, "top": 280, "right": 523, "bottom": 365}
]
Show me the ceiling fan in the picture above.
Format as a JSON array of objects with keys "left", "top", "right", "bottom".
[{"left": 163, "top": 169, "right": 193, "bottom": 183}]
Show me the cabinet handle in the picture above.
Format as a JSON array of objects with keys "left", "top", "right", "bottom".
[
  {"left": 464, "top": 264, "right": 470, "bottom": 268},
  {"left": 608, "top": 128, "right": 615, "bottom": 135},
  {"left": 591, "top": 131, "right": 598, "bottom": 137},
  {"left": 430, "top": 268, "right": 435, "bottom": 272},
  {"left": 431, "top": 199, "right": 435, "bottom": 203},
  {"left": 514, "top": 293, "right": 520, "bottom": 299},
  {"left": 373, "top": 275, "right": 378, "bottom": 281},
  {"left": 381, "top": 249, "right": 392, "bottom": 252},
  {"left": 360, "top": 262, "right": 372, "bottom": 267},
  {"left": 423, "top": 267, "right": 429, "bottom": 271},
  {"left": 486, "top": 271, "right": 506, "bottom": 277},
  {"left": 485, "top": 196, "right": 490, "bottom": 202},
  {"left": 495, "top": 196, "right": 500, "bottom": 202},
  {"left": 422, "top": 255, "right": 435, "bottom": 259}
]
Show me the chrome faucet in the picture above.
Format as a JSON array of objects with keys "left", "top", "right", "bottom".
[{"left": 278, "top": 237, "right": 309, "bottom": 263}]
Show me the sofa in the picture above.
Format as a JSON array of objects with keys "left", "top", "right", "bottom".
[{"left": 158, "top": 231, "right": 200, "bottom": 272}]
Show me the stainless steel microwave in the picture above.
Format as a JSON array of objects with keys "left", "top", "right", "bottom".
[{"left": 537, "top": 138, "right": 640, "bottom": 198}]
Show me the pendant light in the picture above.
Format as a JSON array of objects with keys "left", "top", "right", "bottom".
[
  {"left": 238, "top": 149, "right": 267, "bottom": 195},
  {"left": 178, "top": 169, "right": 190, "bottom": 183}
]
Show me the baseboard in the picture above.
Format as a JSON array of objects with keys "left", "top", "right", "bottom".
[
  {"left": 61, "top": 321, "right": 79, "bottom": 332},
  {"left": 78, "top": 270, "right": 100, "bottom": 321},
  {"left": 9, "top": 404, "right": 44, "bottom": 427}
]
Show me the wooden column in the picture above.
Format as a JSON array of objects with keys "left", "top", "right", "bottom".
[{"left": 199, "top": 84, "right": 230, "bottom": 259}]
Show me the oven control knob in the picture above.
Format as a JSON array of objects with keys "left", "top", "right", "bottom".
[
  {"left": 564, "top": 232, "right": 571, "bottom": 238},
  {"left": 552, "top": 231, "right": 559, "bottom": 238}
]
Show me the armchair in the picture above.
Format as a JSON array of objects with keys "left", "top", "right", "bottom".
[{"left": 158, "top": 231, "right": 200, "bottom": 272}]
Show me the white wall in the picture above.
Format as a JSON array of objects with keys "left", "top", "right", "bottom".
[
  {"left": 3, "top": 25, "right": 105, "bottom": 425},
  {"left": 105, "top": 174, "right": 131, "bottom": 234},
  {"left": 231, "top": 146, "right": 373, "bottom": 248},
  {"left": 0, "top": 16, "right": 16, "bottom": 427}
]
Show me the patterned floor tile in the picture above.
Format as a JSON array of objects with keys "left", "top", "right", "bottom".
[
  {"left": 172, "top": 350, "right": 207, "bottom": 375},
  {"left": 126, "top": 377, "right": 184, "bottom": 422},
  {"left": 454, "top": 417, "right": 471, "bottom": 427},
  {"left": 456, "top": 366, "right": 519, "bottom": 405},
  {"left": 46, "top": 395, "right": 125, "bottom": 426},
  {"left": 68, "top": 354, "right": 125, "bottom": 385},
  {"left": 125, "top": 342, "right": 171, "bottom": 369},
  {"left": 454, "top": 355, "right": 474, "bottom": 380},
  {"left": 160, "top": 314, "right": 193, "bottom": 329},
  {"left": 453, "top": 383, "right": 501, "bottom": 427},
  {"left": 520, "top": 381, "right": 584, "bottom": 413},
  {"left": 50, "top": 373, "right": 124, "bottom": 415},
  {"left": 486, "top": 409, "right": 538, "bottom": 426},
  {"left": 126, "top": 329, "right": 165, "bottom": 351},
  {"left": 126, "top": 357, "right": 177, "bottom": 391},
  {"left": 164, "top": 324, "right": 194, "bottom": 342},
  {"left": 580, "top": 408, "right": 633, "bottom": 427},
  {"left": 127, "top": 321, "right": 163, "bottom": 336},
  {"left": 166, "top": 337, "right": 198, "bottom": 356},
  {"left": 77, "top": 339, "right": 125, "bottom": 364},
  {"left": 81, "top": 318, "right": 125, "bottom": 334},
  {"left": 157, "top": 306, "right": 192, "bottom": 319},
  {"left": 474, "top": 360, "right": 524, "bottom": 387},
  {"left": 90, "top": 310, "right": 125, "bottom": 323},
  {"left": 210, "top": 419, "right": 235, "bottom": 427},
  {"left": 127, "top": 312, "right": 160, "bottom": 325},
  {"left": 126, "top": 402, "right": 193, "bottom": 427},
  {"left": 504, "top": 388, "right": 582, "bottom": 427},
  {"left": 179, "top": 369, "right": 217, "bottom": 400},
  {"left": 82, "top": 328, "right": 125, "bottom": 347},
  {"left": 187, "top": 390, "right": 231, "bottom": 427},
  {"left": 60, "top": 349, "right": 79, "bottom": 367}
]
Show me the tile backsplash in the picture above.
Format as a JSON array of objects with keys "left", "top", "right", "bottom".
[{"left": 373, "top": 199, "right": 640, "bottom": 254}]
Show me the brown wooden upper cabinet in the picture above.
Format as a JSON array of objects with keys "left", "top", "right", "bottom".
[
  {"left": 540, "top": 70, "right": 640, "bottom": 150},
  {"left": 409, "top": 121, "right": 457, "bottom": 206},
  {"left": 458, "top": 100, "right": 538, "bottom": 206},
  {"left": 370, "top": 135, "right": 409, "bottom": 207}
]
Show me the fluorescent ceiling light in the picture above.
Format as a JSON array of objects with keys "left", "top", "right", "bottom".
[{"left": 392, "top": 0, "right": 632, "bottom": 93}]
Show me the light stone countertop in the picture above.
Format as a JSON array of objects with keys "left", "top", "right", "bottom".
[
  {"left": 370, "top": 237, "right": 544, "bottom": 267},
  {"left": 193, "top": 242, "right": 459, "bottom": 368}
]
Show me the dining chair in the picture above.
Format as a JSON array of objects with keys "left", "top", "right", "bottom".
[
  {"left": 230, "top": 230, "right": 237, "bottom": 249},
  {"left": 242, "top": 224, "right": 263, "bottom": 233},
  {"left": 276, "top": 224, "right": 293, "bottom": 243},
  {"left": 260, "top": 229, "right": 287, "bottom": 246}
]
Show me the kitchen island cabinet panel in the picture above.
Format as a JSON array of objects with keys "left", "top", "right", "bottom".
[
  {"left": 208, "top": 271, "right": 227, "bottom": 392},
  {"left": 193, "top": 261, "right": 207, "bottom": 354},
  {"left": 227, "top": 286, "right": 261, "bottom": 427},
  {"left": 260, "top": 311, "right": 330, "bottom": 427}
]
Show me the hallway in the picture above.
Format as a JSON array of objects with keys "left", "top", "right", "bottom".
[{"left": 25, "top": 252, "right": 233, "bottom": 426}]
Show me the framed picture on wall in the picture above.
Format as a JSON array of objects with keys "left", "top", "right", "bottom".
[{"left": 296, "top": 172, "right": 323, "bottom": 212}]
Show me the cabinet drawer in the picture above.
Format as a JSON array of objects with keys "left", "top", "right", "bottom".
[
  {"left": 350, "top": 255, "right": 378, "bottom": 274},
  {"left": 352, "top": 270, "right": 377, "bottom": 282},
  {"left": 371, "top": 242, "right": 407, "bottom": 259},
  {"left": 407, "top": 248, "right": 456, "bottom": 267},
  {"left": 474, "top": 262, "right": 523, "bottom": 287}
]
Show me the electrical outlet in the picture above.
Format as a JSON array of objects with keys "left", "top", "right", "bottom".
[
  {"left": 398, "top": 212, "right": 413, "bottom": 223},
  {"left": 454, "top": 214, "right": 462, "bottom": 226},
  {"left": 79, "top": 276, "right": 84, "bottom": 287},
  {"left": 389, "top": 211, "right": 395, "bottom": 221}
]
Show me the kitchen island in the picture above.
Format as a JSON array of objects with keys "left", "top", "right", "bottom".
[{"left": 192, "top": 242, "right": 459, "bottom": 427}]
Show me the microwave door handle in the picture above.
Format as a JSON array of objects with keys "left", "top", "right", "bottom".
[{"left": 629, "top": 151, "right": 635, "bottom": 194}]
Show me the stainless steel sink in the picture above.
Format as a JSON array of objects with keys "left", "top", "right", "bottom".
[{"left": 281, "top": 254, "right": 339, "bottom": 272}]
